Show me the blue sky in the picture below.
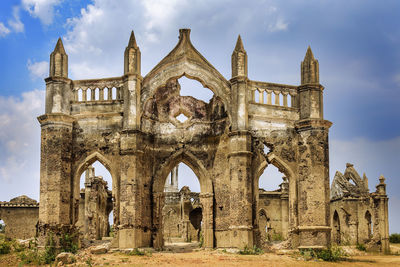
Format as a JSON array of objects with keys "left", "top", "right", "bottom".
[{"left": 0, "top": 0, "right": 399, "bottom": 233}]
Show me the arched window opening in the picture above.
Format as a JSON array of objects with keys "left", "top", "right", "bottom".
[
  {"left": 333, "top": 210, "right": 341, "bottom": 244},
  {"left": 78, "top": 161, "right": 113, "bottom": 241},
  {"left": 178, "top": 76, "right": 213, "bottom": 103},
  {"left": 257, "top": 164, "right": 288, "bottom": 243},
  {"left": 365, "top": 211, "right": 373, "bottom": 240},
  {"left": 163, "top": 163, "right": 202, "bottom": 245},
  {"left": 94, "top": 88, "right": 100, "bottom": 100},
  {"left": 112, "top": 87, "right": 117, "bottom": 100},
  {"left": 0, "top": 219, "right": 5, "bottom": 234},
  {"left": 254, "top": 90, "right": 260, "bottom": 103},
  {"left": 259, "top": 164, "right": 286, "bottom": 192},
  {"left": 104, "top": 87, "right": 109, "bottom": 100},
  {"left": 78, "top": 89, "right": 83, "bottom": 101},
  {"left": 86, "top": 88, "right": 92, "bottom": 101}
]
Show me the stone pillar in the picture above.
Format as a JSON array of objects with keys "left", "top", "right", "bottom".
[
  {"left": 37, "top": 114, "right": 75, "bottom": 246},
  {"left": 375, "top": 176, "right": 390, "bottom": 253},
  {"left": 228, "top": 131, "right": 253, "bottom": 249},
  {"left": 200, "top": 193, "right": 214, "bottom": 248},
  {"left": 152, "top": 192, "right": 165, "bottom": 249},
  {"left": 295, "top": 119, "right": 332, "bottom": 249},
  {"left": 118, "top": 130, "right": 149, "bottom": 248},
  {"left": 280, "top": 178, "right": 289, "bottom": 239}
]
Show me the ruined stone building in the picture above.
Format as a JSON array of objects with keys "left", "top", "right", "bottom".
[
  {"left": 0, "top": 195, "right": 39, "bottom": 239},
  {"left": 76, "top": 166, "right": 113, "bottom": 241},
  {"left": 34, "top": 28, "right": 389, "bottom": 251},
  {"left": 330, "top": 164, "right": 389, "bottom": 251}
]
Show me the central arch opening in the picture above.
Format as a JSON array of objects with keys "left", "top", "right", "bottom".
[
  {"left": 77, "top": 160, "right": 114, "bottom": 243},
  {"left": 162, "top": 163, "right": 202, "bottom": 246},
  {"left": 256, "top": 163, "right": 289, "bottom": 246}
]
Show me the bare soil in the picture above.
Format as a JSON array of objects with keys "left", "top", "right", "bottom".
[{"left": 1, "top": 243, "right": 400, "bottom": 266}]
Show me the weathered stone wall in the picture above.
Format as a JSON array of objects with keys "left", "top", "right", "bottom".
[{"left": 0, "top": 196, "right": 39, "bottom": 239}]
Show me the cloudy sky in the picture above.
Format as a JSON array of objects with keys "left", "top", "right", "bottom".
[{"left": 0, "top": 0, "right": 399, "bottom": 233}]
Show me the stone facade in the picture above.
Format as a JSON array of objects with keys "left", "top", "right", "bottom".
[
  {"left": 330, "top": 164, "right": 389, "bottom": 252},
  {"left": 0, "top": 195, "right": 39, "bottom": 239},
  {"left": 37, "top": 28, "right": 338, "bottom": 250}
]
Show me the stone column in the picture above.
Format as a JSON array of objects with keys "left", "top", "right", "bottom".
[
  {"left": 200, "top": 193, "right": 214, "bottom": 248},
  {"left": 295, "top": 119, "right": 332, "bottom": 249},
  {"left": 152, "top": 192, "right": 165, "bottom": 249},
  {"left": 118, "top": 130, "right": 150, "bottom": 248},
  {"left": 37, "top": 114, "right": 75, "bottom": 246},
  {"left": 228, "top": 131, "right": 253, "bottom": 249},
  {"left": 375, "top": 176, "right": 390, "bottom": 253}
]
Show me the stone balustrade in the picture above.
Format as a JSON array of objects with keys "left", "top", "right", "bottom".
[
  {"left": 249, "top": 80, "right": 298, "bottom": 108},
  {"left": 72, "top": 77, "right": 124, "bottom": 102}
]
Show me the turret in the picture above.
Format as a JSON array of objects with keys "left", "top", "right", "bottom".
[
  {"left": 231, "top": 35, "right": 247, "bottom": 78},
  {"left": 124, "top": 31, "right": 141, "bottom": 75},
  {"left": 301, "top": 46, "right": 319, "bottom": 85},
  {"left": 376, "top": 175, "right": 387, "bottom": 195},
  {"left": 45, "top": 37, "right": 71, "bottom": 114},
  {"left": 49, "top": 38, "right": 68, "bottom": 78},
  {"left": 298, "top": 46, "right": 324, "bottom": 120}
]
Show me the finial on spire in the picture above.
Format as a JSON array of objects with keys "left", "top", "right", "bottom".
[
  {"left": 53, "top": 37, "right": 66, "bottom": 54},
  {"left": 231, "top": 34, "right": 247, "bottom": 78},
  {"left": 379, "top": 175, "right": 386, "bottom": 184},
  {"left": 124, "top": 30, "right": 141, "bottom": 75},
  {"left": 234, "top": 35, "right": 245, "bottom": 53},
  {"left": 49, "top": 37, "right": 68, "bottom": 78},
  {"left": 301, "top": 45, "right": 319, "bottom": 85},
  {"left": 127, "top": 31, "right": 138, "bottom": 48},
  {"left": 304, "top": 46, "right": 314, "bottom": 61}
]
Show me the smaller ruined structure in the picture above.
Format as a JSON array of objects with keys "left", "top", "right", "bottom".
[
  {"left": 257, "top": 177, "right": 289, "bottom": 245},
  {"left": 163, "top": 166, "right": 203, "bottom": 243},
  {"left": 0, "top": 195, "right": 39, "bottom": 239},
  {"left": 76, "top": 166, "right": 113, "bottom": 241},
  {"left": 330, "top": 163, "right": 389, "bottom": 252}
]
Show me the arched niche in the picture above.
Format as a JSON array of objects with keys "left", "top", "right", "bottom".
[{"left": 332, "top": 210, "right": 341, "bottom": 244}]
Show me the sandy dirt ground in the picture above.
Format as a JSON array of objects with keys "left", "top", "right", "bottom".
[{"left": 1, "top": 243, "right": 400, "bottom": 266}]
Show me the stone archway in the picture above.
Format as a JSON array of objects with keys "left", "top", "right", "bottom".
[{"left": 152, "top": 150, "right": 214, "bottom": 249}]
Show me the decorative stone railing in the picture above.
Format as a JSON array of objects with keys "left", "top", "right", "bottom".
[
  {"left": 71, "top": 77, "right": 124, "bottom": 102},
  {"left": 0, "top": 202, "right": 39, "bottom": 208},
  {"left": 248, "top": 80, "right": 298, "bottom": 108}
]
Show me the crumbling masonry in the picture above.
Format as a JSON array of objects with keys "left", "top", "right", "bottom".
[{"left": 36, "top": 28, "right": 389, "bottom": 251}]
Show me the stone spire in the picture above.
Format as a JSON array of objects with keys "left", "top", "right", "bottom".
[
  {"left": 231, "top": 35, "right": 247, "bottom": 78},
  {"left": 124, "top": 31, "right": 141, "bottom": 75},
  {"left": 376, "top": 174, "right": 387, "bottom": 195},
  {"left": 301, "top": 46, "right": 319, "bottom": 85},
  {"left": 49, "top": 37, "right": 68, "bottom": 78}
]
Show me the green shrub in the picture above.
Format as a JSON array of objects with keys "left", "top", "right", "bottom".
[
  {"left": 390, "top": 233, "right": 400, "bottom": 243},
  {"left": 238, "top": 245, "right": 263, "bottom": 255},
  {"left": 271, "top": 231, "right": 283, "bottom": 241},
  {"left": 18, "top": 248, "right": 46, "bottom": 265},
  {"left": 43, "top": 233, "right": 56, "bottom": 264},
  {"left": 60, "top": 232, "right": 78, "bottom": 254},
  {"left": 128, "top": 248, "right": 145, "bottom": 256},
  {"left": 356, "top": 243, "right": 367, "bottom": 251},
  {"left": 300, "top": 245, "right": 347, "bottom": 262},
  {"left": 0, "top": 239, "right": 11, "bottom": 254}
]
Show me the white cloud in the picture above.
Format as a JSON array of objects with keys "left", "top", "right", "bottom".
[
  {"left": 27, "top": 60, "right": 49, "bottom": 80},
  {"left": 0, "top": 22, "right": 11, "bottom": 37},
  {"left": 8, "top": 6, "right": 24, "bottom": 33},
  {"left": 268, "top": 17, "right": 288, "bottom": 32},
  {"left": 22, "top": 0, "right": 62, "bottom": 25},
  {"left": 0, "top": 89, "right": 44, "bottom": 201}
]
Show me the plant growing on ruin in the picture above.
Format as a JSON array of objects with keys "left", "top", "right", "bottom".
[
  {"left": 238, "top": 245, "right": 263, "bottom": 255},
  {"left": 60, "top": 232, "right": 78, "bottom": 254},
  {"left": 356, "top": 243, "right": 367, "bottom": 251},
  {"left": 300, "top": 245, "right": 347, "bottom": 262},
  {"left": 0, "top": 239, "right": 11, "bottom": 254}
]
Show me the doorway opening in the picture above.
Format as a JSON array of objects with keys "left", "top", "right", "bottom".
[
  {"left": 162, "top": 163, "right": 202, "bottom": 247},
  {"left": 77, "top": 161, "right": 113, "bottom": 241}
]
